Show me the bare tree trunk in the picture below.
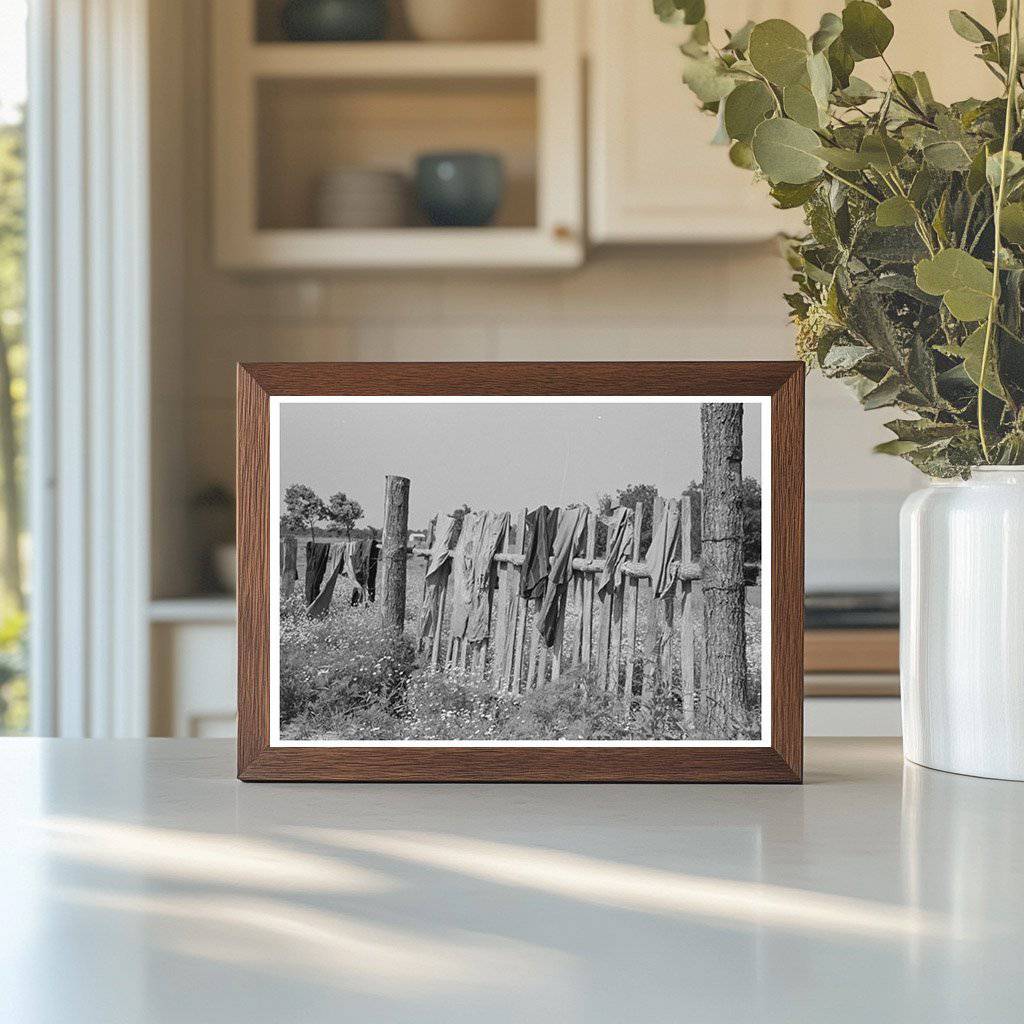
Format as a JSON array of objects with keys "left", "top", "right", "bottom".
[
  {"left": 0, "top": 326, "right": 22, "bottom": 609},
  {"left": 700, "top": 403, "right": 746, "bottom": 723},
  {"left": 380, "top": 475, "right": 410, "bottom": 633}
]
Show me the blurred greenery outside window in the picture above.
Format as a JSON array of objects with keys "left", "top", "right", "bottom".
[{"left": 0, "top": 1, "right": 28, "bottom": 733}]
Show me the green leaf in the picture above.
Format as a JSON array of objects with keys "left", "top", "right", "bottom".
[
  {"left": 1000, "top": 202, "right": 1024, "bottom": 242},
  {"left": 783, "top": 83, "right": 822, "bottom": 129},
  {"left": 807, "top": 51, "right": 833, "bottom": 110},
  {"left": 967, "top": 143, "right": 993, "bottom": 193},
  {"left": 860, "top": 133, "right": 905, "bottom": 173},
  {"left": 748, "top": 19, "right": 810, "bottom": 87},
  {"left": 959, "top": 324, "right": 1007, "bottom": 398},
  {"left": 770, "top": 179, "right": 820, "bottom": 209},
  {"left": 948, "top": 10, "right": 993, "bottom": 44},
  {"left": 986, "top": 150, "right": 1024, "bottom": 190},
  {"left": 994, "top": 0, "right": 1008, "bottom": 24},
  {"left": 915, "top": 249, "right": 994, "bottom": 321},
  {"left": 723, "top": 81, "right": 775, "bottom": 143},
  {"left": 874, "top": 439, "right": 922, "bottom": 456},
  {"left": 862, "top": 374, "right": 902, "bottom": 410},
  {"left": 681, "top": 55, "right": 737, "bottom": 103},
  {"left": 728, "top": 140, "right": 758, "bottom": 169},
  {"left": 876, "top": 196, "right": 918, "bottom": 228},
  {"left": 827, "top": 35, "right": 855, "bottom": 89},
  {"left": 654, "top": 0, "right": 705, "bottom": 25},
  {"left": 836, "top": 75, "right": 877, "bottom": 104},
  {"left": 885, "top": 418, "right": 963, "bottom": 443},
  {"left": 752, "top": 117, "right": 827, "bottom": 184},
  {"left": 810, "top": 12, "right": 843, "bottom": 54},
  {"left": 842, "top": 1, "right": 895, "bottom": 60},
  {"left": 909, "top": 165, "right": 937, "bottom": 205},
  {"left": 815, "top": 145, "right": 872, "bottom": 170},
  {"left": 724, "top": 20, "right": 755, "bottom": 53},
  {"left": 923, "top": 140, "right": 973, "bottom": 171},
  {"left": 913, "top": 71, "right": 935, "bottom": 105}
]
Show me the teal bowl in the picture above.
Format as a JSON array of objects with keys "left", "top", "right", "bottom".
[
  {"left": 280, "top": 0, "right": 388, "bottom": 42},
  {"left": 415, "top": 152, "right": 505, "bottom": 228}
]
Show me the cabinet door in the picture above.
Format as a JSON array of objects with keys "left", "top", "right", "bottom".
[{"left": 588, "top": 1, "right": 812, "bottom": 243}]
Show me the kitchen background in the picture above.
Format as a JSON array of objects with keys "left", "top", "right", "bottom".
[{"left": 147, "top": 0, "right": 992, "bottom": 738}]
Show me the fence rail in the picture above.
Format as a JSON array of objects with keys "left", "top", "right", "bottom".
[{"left": 410, "top": 492, "right": 715, "bottom": 720}]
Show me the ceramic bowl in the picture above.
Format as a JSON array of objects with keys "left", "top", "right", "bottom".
[
  {"left": 415, "top": 152, "right": 505, "bottom": 228},
  {"left": 403, "top": 0, "right": 534, "bottom": 42},
  {"left": 281, "top": 0, "right": 388, "bottom": 42}
]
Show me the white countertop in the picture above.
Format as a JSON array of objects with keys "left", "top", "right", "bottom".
[{"left": 1, "top": 738, "right": 1021, "bottom": 1023}]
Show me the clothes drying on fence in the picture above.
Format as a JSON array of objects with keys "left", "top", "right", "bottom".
[
  {"left": 447, "top": 511, "right": 487, "bottom": 641},
  {"left": 466, "top": 510, "right": 510, "bottom": 643},
  {"left": 520, "top": 504, "right": 559, "bottom": 600},
  {"left": 646, "top": 499, "right": 681, "bottom": 599},
  {"left": 281, "top": 536, "right": 298, "bottom": 598},
  {"left": 307, "top": 548, "right": 345, "bottom": 619},
  {"left": 363, "top": 539, "right": 380, "bottom": 603},
  {"left": 597, "top": 506, "right": 634, "bottom": 598},
  {"left": 418, "top": 511, "right": 459, "bottom": 646},
  {"left": 538, "top": 504, "right": 588, "bottom": 647},
  {"left": 304, "top": 542, "right": 331, "bottom": 606}
]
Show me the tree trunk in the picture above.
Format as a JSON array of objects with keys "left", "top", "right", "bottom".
[
  {"left": 380, "top": 475, "right": 410, "bottom": 633},
  {"left": 700, "top": 403, "right": 746, "bottom": 723},
  {"left": 0, "top": 326, "right": 22, "bottom": 609}
]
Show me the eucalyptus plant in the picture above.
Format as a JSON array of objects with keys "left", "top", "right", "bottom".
[{"left": 659, "top": 0, "right": 1024, "bottom": 475}]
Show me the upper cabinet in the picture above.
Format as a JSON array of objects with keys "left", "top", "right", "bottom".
[
  {"left": 587, "top": 1, "right": 814, "bottom": 243},
  {"left": 211, "top": 0, "right": 584, "bottom": 269}
]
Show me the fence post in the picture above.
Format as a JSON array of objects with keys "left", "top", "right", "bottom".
[
  {"left": 380, "top": 475, "right": 410, "bottom": 633},
  {"left": 700, "top": 403, "right": 746, "bottom": 725}
]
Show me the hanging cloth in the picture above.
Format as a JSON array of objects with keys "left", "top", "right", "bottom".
[
  {"left": 520, "top": 505, "right": 559, "bottom": 600},
  {"left": 365, "top": 539, "right": 380, "bottom": 603},
  {"left": 307, "top": 553, "right": 344, "bottom": 619},
  {"left": 418, "top": 512, "right": 460, "bottom": 645},
  {"left": 281, "top": 536, "right": 298, "bottom": 598},
  {"left": 538, "top": 505, "right": 588, "bottom": 647},
  {"left": 448, "top": 512, "right": 486, "bottom": 641},
  {"left": 646, "top": 500, "right": 681, "bottom": 599},
  {"left": 304, "top": 542, "right": 331, "bottom": 606},
  {"left": 597, "top": 507, "right": 634, "bottom": 598},
  {"left": 466, "top": 511, "right": 510, "bottom": 643}
]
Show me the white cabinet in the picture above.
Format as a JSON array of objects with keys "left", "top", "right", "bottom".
[
  {"left": 586, "top": 0, "right": 998, "bottom": 244},
  {"left": 588, "top": 1, "right": 812, "bottom": 243}
]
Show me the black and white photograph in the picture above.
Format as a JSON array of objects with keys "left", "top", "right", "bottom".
[{"left": 271, "top": 396, "right": 769, "bottom": 746}]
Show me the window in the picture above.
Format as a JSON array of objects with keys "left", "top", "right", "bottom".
[{"left": 0, "top": 0, "right": 28, "bottom": 734}]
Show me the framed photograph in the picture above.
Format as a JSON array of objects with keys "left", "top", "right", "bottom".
[{"left": 237, "top": 362, "right": 804, "bottom": 782}]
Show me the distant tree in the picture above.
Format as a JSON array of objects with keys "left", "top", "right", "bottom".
[
  {"left": 326, "top": 491, "right": 364, "bottom": 538},
  {"left": 687, "top": 476, "right": 762, "bottom": 568},
  {"left": 283, "top": 483, "right": 326, "bottom": 542},
  {"left": 598, "top": 483, "right": 659, "bottom": 550}
]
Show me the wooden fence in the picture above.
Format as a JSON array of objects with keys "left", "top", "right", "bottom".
[{"left": 410, "top": 491, "right": 712, "bottom": 717}]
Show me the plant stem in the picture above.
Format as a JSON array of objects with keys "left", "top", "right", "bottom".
[
  {"left": 821, "top": 167, "right": 879, "bottom": 203},
  {"left": 979, "top": 0, "right": 1021, "bottom": 463}
]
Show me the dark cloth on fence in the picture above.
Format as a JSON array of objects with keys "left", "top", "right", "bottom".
[
  {"left": 597, "top": 507, "right": 634, "bottom": 598},
  {"left": 307, "top": 554, "right": 344, "bottom": 619},
  {"left": 466, "top": 510, "right": 510, "bottom": 643},
  {"left": 520, "top": 504, "right": 559, "bottom": 600},
  {"left": 304, "top": 542, "right": 330, "bottom": 605},
  {"left": 281, "top": 536, "right": 298, "bottom": 598},
  {"left": 538, "top": 505, "right": 588, "bottom": 647},
  {"left": 448, "top": 511, "right": 487, "bottom": 641},
  {"left": 646, "top": 500, "right": 681, "bottom": 599},
  {"left": 362, "top": 539, "right": 380, "bottom": 603},
  {"left": 418, "top": 512, "right": 459, "bottom": 646}
]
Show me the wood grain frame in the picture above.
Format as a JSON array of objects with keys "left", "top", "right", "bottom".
[{"left": 237, "top": 362, "right": 804, "bottom": 782}]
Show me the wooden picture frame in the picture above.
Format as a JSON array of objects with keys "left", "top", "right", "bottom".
[{"left": 237, "top": 362, "right": 804, "bottom": 782}]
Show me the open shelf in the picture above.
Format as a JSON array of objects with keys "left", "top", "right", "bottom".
[
  {"left": 249, "top": 42, "right": 544, "bottom": 78},
  {"left": 213, "top": 0, "right": 581, "bottom": 268}
]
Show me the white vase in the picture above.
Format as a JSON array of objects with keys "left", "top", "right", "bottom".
[{"left": 900, "top": 467, "right": 1024, "bottom": 780}]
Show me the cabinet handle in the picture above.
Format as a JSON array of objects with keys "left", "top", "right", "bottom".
[{"left": 553, "top": 224, "right": 574, "bottom": 241}]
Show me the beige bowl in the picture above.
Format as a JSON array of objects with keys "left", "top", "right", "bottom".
[
  {"left": 404, "top": 0, "right": 535, "bottom": 41},
  {"left": 314, "top": 168, "right": 410, "bottom": 228}
]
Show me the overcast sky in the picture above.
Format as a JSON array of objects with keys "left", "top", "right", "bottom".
[{"left": 278, "top": 399, "right": 763, "bottom": 531}]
